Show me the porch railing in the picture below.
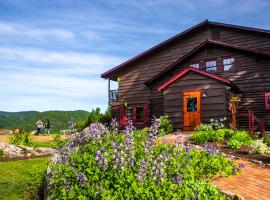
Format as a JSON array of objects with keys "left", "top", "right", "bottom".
[
  {"left": 109, "top": 90, "right": 118, "bottom": 102},
  {"left": 238, "top": 110, "right": 265, "bottom": 136}
]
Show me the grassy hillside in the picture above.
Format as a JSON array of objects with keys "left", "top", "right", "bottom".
[{"left": 0, "top": 110, "right": 89, "bottom": 133}]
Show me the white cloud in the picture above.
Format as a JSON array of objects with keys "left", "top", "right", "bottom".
[
  {"left": 0, "top": 46, "right": 124, "bottom": 112},
  {"left": 0, "top": 21, "right": 74, "bottom": 40},
  {"left": 0, "top": 47, "right": 124, "bottom": 67}
]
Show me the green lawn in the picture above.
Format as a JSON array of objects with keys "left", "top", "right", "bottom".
[
  {"left": 0, "top": 157, "right": 49, "bottom": 200},
  {"left": 32, "top": 141, "right": 56, "bottom": 149}
]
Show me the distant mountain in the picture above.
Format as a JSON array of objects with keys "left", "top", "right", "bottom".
[{"left": 0, "top": 110, "right": 89, "bottom": 133}]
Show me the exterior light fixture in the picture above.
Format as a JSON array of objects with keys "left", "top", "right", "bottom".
[{"left": 202, "top": 91, "right": 207, "bottom": 97}]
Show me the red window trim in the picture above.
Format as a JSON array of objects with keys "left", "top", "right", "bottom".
[
  {"left": 265, "top": 93, "right": 270, "bottom": 110},
  {"left": 119, "top": 103, "right": 149, "bottom": 125}
]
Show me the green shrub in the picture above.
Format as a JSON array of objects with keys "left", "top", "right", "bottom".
[
  {"left": 0, "top": 149, "right": 4, "bottom": 156},
  {"left": 52, "top": 134, "right": 66, "bottom": 148},
  {"left": 228, "top": 139, "right": 242, "bottom": 149},
  {"left": 192, "top": 130, "right": 212, "bottom": 144},
  {"left": 263, "top": 135, "right": 270, "bottom": 147},
  {"left": 10, "top": 132, "right": 33, "bottom": 146},
  {"left": 211, "top": 129, "right": 226, "bottom": 142},
  {"left": 223, "top": 128, "right": 235, "bottom": 140},
  {"left": 76, "top": 107, "right": 111, "bottom": 131},
  {"left": 47, "top": 121, "right": 240, "bottom": 199},
  {"left": 157, "top": 115, "right": 173, "bottom": 136},
  {"left": 251, "top": 140, "right": 270, "bottom": 154},
  {"left": 228, "top": 131, "right": 252, "bottom": 149},
  {"left": 195, "top": 123, "right": 213, "bottom": 132}
]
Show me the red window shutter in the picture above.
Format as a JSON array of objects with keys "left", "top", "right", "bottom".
[
  {"left": 132, "top": 106, "right": 136, "bottom": 122},
  {"left": 120, "top": 104, "right": 126, "bottom": 126},
  {"left": 265, "top": 93, "right": 270, "bottom": 110},
  {"left": 144, "top": 103, "right": 149, "bottom": 123}
]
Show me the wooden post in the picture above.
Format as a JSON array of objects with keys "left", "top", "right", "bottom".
[
  {"left": 231, "top": 101, "right": 237, "bottom": 129},
  {"left": 108, "top": 79, "right": 111, "bottom": 103},
  {"left": 230, "top": 96, "right": 241, "bottom": 130}
]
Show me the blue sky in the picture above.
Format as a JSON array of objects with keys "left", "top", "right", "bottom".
[{"left": 0, "top": 0, "right": 270, "bottom": 112}]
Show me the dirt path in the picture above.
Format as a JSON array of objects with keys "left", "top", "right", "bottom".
[
  {"left": 157, "top": 131, "right": 193, "bottom": 144},
  {"left": 214, "top": 159, "right": 270, "bottom": 200},
  {"left": 0, "top": 135, "right": 67, "bottom": 144}
]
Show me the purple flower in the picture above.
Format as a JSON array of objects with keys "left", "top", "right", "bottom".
[{"left": 239, "top": 163, "right": 244, "bottom": 169}]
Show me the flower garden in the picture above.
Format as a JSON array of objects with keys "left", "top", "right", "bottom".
[
  {"left": 46, "top": 118, "right": 244, "bottom": 199},
  {"left": 192, "top": 118, "right": 270, "bottom": 164}
]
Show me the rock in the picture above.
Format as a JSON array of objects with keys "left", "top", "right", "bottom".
[
  {"left": 20, "top": 146, "right": 34, "bottom": 152},
  {"left": 222, "top": 191, "right": 244, "bottom": 200},
  {"left": 1, "top": 144, "right": 26, "bottom": 158},
  {"left": 250, "top": 159, "right": 263, "bottom": 165},
  {"left": 0, "top": 143, "right": 55, "bottom": 158},
  {"left": 31, "top": 130, "right": 37, "bottom": 135},
  {"left": 34, "top": 147, "right": 55, "bottom": 155},
  {"left": 0, "top": 129, "right": 13, "bottom": 135}
]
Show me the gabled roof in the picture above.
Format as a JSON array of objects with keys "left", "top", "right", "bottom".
[
  {"left": 146, "top": 39, "right": 270, "bottom": 85},
  {"left": 158, "top": 67, "right": 240, "bottom": 92},
  {"left": 101, "top": 20, "right": 270, "bottom": 79}
]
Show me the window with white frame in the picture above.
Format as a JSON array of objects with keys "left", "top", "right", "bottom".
[
  {"left": 190, "top": 63, "right": 200, "bottom": 69},
  {"left": 205, "top": 60, "right": 217, "bottom": 72},
  {"left": 223, "top": 58, "right": 234, "bottom": 71}
]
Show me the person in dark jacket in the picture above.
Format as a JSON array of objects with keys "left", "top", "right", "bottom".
[{"left": 44, "top": 119, "right": 50, "bottom": 134}]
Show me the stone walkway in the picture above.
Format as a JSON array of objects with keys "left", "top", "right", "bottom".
[{"left": 214, "top": 159, "right": 270, "bottom": 200}]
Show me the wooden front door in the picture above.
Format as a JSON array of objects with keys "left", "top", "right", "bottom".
[{"left": 183, "top": 91, "right": 201, "bottom": 130}]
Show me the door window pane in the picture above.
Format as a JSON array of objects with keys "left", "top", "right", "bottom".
[{"left": 187, "top": 97, "right": 197, "bottom": 112}]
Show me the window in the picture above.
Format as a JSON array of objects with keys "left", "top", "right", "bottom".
[
  {"left": 190, "top": 63, "right": 200, "bottom": 69},
  {"left": 205, "top": 60, "right": 217, "bottom": 72},
  {"left": 187, "top": 97, "right": 197, "bottom": 112},
  {"left": 135, "top": 107, "right": 144, "bottom": 121},
  {"left": 120, "top": 103, "right": 149, "bottom": 125},
  {"left": 223, "top": 58, "right": 235, "bottom": 71}
]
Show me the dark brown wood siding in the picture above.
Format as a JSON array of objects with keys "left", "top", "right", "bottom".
[
  {"left": 156, "top": 45, "right": 270, "bottom": 130},
  {"left": 108, "top": 24, "right": 270, "bottom": 130},
  {"left": 114, "top": 28, "right": 212, "bottom": 113},
  {"left": 163, "top": 72, "right": 227, "bottom": 129}
]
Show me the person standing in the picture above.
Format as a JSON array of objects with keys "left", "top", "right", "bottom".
[
  {"left": 44, "top": 119, "right": 50, "bottom": 134},
  {"left": 36, "top": 119, "right": 43, "bottom": 135}
]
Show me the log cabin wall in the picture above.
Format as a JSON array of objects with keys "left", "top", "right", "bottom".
[
  {"left": 108, "top": 24, "right": 270, "bottom": 130},
  {"left": 111, "top": 27, "right": 212, "bottom": 107},
  {"left": 154, "top": 45, "right": 270, "bottom": 130},
  {"left": 163, "top": 72, "right": 227, "bottom": 129}
]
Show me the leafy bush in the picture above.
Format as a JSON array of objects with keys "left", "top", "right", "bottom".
[
  {"left": 263, "top": 135, "right": 270, "bottom": 147},
  {"left": 192, "top": 128, "right": 234, "bottom": 144},
  {"left": 52, "top": 134, "right": 66, "bottom": 148},
  {"left": 46, "top": 120, "right": 240, "bottom": 199},
  {"left": 251, "top": 140, "right": 270, "bottom": 154},
  {"left": 192, "top": 130, "right": 212, "bottom": 144},
  {"left": 76, "top": 108, "right": 111, "bottom": 131},
  {"left": 195, "top": 123, "right": 213, "bottom": 132},
  {"left": 223, "top": 128, "right": 235, "bottom": 140},
  {"left": 228, "top": 131, "right": 252, "bottom": 149},
  {"left": 10, "top": 132, "right": 33, "bottom": 146},
  {"left": 157, "top": 115, "right": 173, "bottom": 136},
  {"left": 0, "top": 149, "right": 4, "bottom": 156},
  {"left": 227, "top": 139, "right": 242, "bottom": 149}
]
